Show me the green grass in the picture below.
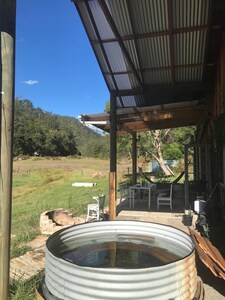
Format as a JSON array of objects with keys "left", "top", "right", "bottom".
[
  {"left": 10, "top": 242, "right": 32, "bottom": 258},
  {"left": 11, "top": 168, "right": 109, "bottom": 251},
  {"left": 10, "top": 157, "right": 111, "bottom": 299},
  {"left": 9, "top": 273, "right": 43, "bottom": 300}
]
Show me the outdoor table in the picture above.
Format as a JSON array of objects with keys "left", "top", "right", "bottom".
[{"left": 129, "top": 184, "right": 155, "bottom": 210}]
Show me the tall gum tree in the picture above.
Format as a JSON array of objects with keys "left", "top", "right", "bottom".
[{"left": 140, "top": 129, "right": 174, "bottom": 176}]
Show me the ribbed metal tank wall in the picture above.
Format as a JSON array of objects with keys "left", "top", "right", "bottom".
[{"left": 45, "top": 221, "right": 197, "bottom": 300}]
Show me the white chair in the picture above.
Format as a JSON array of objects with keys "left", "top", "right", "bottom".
[
  {"left": 86, "top": 195, "right": 105, "bottom": 222},
  {"left": 157, "top": 184, "right": 173, "bottom": 210}
]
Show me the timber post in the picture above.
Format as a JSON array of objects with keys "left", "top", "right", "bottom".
[
  {"left": 132, "top": 132, "right": 137, "bottom": 184},
  {"left": 109, "top": 91, "right": 117, "bottom": 220},
  {"left": 184, "top": 145, "right": 189, "bottom": 210},
  {"left": 0, "top": 1, "right": 16, "bottom": 299}
]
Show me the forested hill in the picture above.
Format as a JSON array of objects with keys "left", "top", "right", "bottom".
[{"left": 14, "top": 98, "right": 109, "bottom": 158}]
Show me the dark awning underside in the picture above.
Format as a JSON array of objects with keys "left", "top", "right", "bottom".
[{"left": 73, "top": 0, "right": 225, "bottom": 133}]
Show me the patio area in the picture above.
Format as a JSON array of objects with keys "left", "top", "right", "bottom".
[
  {"left": 118, "top": 182, "right": 185, "bottom": 210},
  {"left": 115, "top": 185, "right": 225, "bottom": 300},
  {"left": 116, "top": 182, "right": 194, "bottom": 233},
  {"left": 117, "top": 210, "right": 193, "bottom": 234}
]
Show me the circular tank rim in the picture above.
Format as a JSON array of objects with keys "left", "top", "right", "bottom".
[
  {"left": 45, "top": 221, "right": 197, "bottom": 300},
  {"left": 46, "top": 220, "right": 195, "bottom": 269}
]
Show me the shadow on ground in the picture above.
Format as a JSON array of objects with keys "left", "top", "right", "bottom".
[{"left": 196, "top": 255, "right": 225, "bottom": 298}]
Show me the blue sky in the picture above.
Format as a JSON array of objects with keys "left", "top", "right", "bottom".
[{"left": 15, "top": 0, "right": 109, "bottom": 118}]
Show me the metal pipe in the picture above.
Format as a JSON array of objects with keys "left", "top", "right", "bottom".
[{"left": 0, "top": 1, "right": 16, "bottom": 299}]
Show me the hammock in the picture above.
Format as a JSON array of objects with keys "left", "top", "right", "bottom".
[{"left": 138, "top": 167, "right": 184, "bottom": 184}]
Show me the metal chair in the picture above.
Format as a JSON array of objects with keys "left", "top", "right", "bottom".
[
  {"left": 157, "top": 183, "right": 173, "bottom": 210},
  {"left": 86, "top": 194, "right": 106, "bottom": 222}
]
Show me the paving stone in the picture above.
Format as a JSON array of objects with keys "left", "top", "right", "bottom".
[{"left": 10, "top": 239, "right": 46, "bottom": 281}]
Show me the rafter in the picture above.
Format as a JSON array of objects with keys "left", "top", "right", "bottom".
[
  {"left": 167, "top": 0, "right": 175, "bottom": 87},
  {"left": 90, "top": 26, "right": 211, "bottom": 44},
  {"left": 103, "top": 63, "right": 214, "bottom": 76},
  {"left": 97, "top": 0, "right": 144, "bottom": 89},
  {"left": 115, "top": 83, "right": 207, "bottom": 97}
]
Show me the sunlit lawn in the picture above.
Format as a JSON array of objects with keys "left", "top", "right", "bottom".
[
  {"left": 11, "top": 158, "right": 110, "bottom": 253},
  {"left": 9, "top": 157, "right": 130, "bottom": 299}
]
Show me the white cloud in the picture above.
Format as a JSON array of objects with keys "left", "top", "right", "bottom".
[
  {"left": 81, "top": 91, "right": 91, "bottom": 100},
  {"left": 22, "top": 80, "right": 39, "bottom": 86},
  {"left": 17, "top": 38, "right": 26, "bottom": 43}
]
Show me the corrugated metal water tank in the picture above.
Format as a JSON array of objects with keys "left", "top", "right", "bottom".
[{"left": 44, "top": 221, "right": 198, "bottom": 300}]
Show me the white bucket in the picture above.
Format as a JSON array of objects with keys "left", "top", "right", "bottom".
[{"left": 194, "top": 199, "right": 206, "bottom": 214}]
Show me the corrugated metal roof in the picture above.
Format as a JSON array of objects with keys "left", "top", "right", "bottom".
[
  {"left": 175, "top": 67, "right": 203, "bottom": 84},
  {"left": 172, "top": 0, "right": 210, "bottom": 29},
  {"left": 131, "top": 0, "right": 169, "bottom": 33},
  {"left": 109, "top": 0, "right": 133, "bottom": 35},
  {"left": 174, "top": 31, "right": 207, "bottom": 65},
  {"left": 73, "top": 0, "right": 224, "bottom": 132},
  {"left": 144, "top": 70, "right": 172, "bottom": 86},
  {"left": 89, "top": 1, "right": 115, "bottom": 40},
  {"left": 104, "top": 42, "right": 128, "bottom": 72},
  {"left": 138, "top": 36, "right": 171, "bottom": 68}
]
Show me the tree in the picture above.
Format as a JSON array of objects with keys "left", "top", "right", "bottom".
[
  {"left": 139, "top": 129, "right": 174, "bottom": 176},
  {"left": 138, "top": 127, "right": 196, "bottom": 175},
  {"left": 81, "top": 136, "right": 109, "bottom": 159},
  {"left": 13, "top": 98, "right": 102, "bottom": 157},
  {"left": 103, "top": 101, "right": 196, "bottom": 167},
  {"left": 117, "top": 135, "right": 132, "bottom": 159}
]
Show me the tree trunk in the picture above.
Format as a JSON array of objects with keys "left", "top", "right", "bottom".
[
  {"left": 147, "top": 130, "right": 174, "bottom": 176},
  {"left": 154, "top": 156, "right": 172, "bottom": 176}
]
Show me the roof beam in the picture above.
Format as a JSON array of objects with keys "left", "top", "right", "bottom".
[
  {"left": 90, "top": 26, "right": 211, "bottom": 44},
  {"left": 75, "top": 1, "right": 125, "bottom": 107},
  {"left": 74, "top": 1, "right": 112, "bottom": 92},
  {"left": 120, "top": 124, "right": 134, "bottom": 135},
  {"left": 202, "top": 0, "right": 220, "bottom": 81},
  {"left": 121, "top": 117, "right": 200, "bottom": 131},
  {"left": 202, "top": 0, "right": 212, "bottom": 83},
  {"left": 83, "top": 1, "right": 115, "bottom": 86},
  {"left": 104, "top": 63, "right": 214, "bottom": 76},
  {"left": 167, "top": 0, "right": 175, "bottom": 87},
  {"left": 126, "top": 0, "right": 145, "bottom": 86},
  {"left": 116, "top": 108, "right": 204, "bottom": 125},
  {"left": 115, "top": 83, "right": 207, "bottom": 97},
  {"left": 97, "top": 0, "right": 144, "bottom": 89}
]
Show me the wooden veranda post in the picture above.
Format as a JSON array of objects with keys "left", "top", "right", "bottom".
[
  {"left": 109, "top": 91, "right": 117, "bottom": 220},
  {"left": 0, "top": 1, "right": 16, "bottom": 299},
  {"left": 132, "top": 132, "right": 137, "bottom": 184},
  {"left": 184, "top": 145, "right": 189, "bottom": 210}
]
